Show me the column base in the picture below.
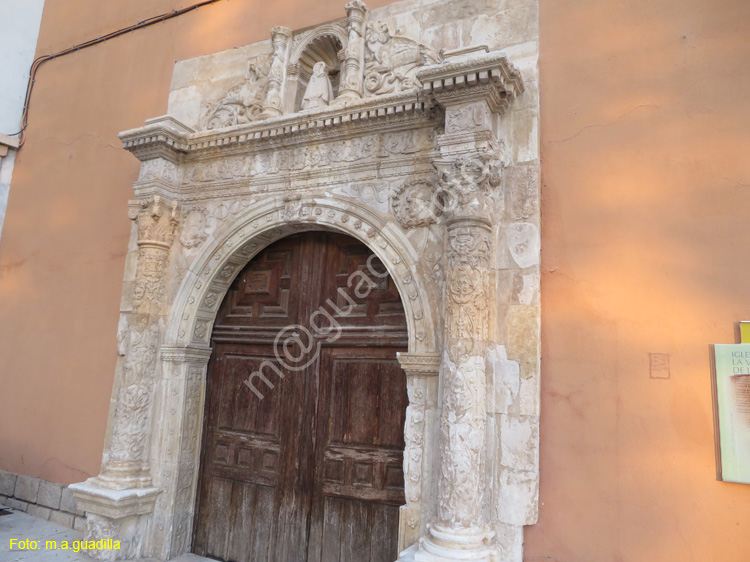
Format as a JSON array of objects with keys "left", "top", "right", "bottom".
[
  {"left": 413, "top": 524, "right": 495, "bottom": 562},
  {"left": 68, "top": 480, "right": 160, "bottom": 560},
  {"left": 93, "top": 460, "right": 152, "bottom": 490},
  {"left": 334, "top": 90, "right": 362, "bottom": 103}
]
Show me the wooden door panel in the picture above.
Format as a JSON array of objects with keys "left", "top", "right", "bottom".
[
  {"left": 195, "top": 233, "right": 407, "bottom": 562},
  {"left": 326, "top": 352, "right": 408, "bottom": 450},
  {"left": 213, "top": 349, "right": 283, "bottom": 435},
  {"left": 315, "top": 497, "right": 400, "bottom": 562},
  {"left": 226, "top": 481, "right": 275, "bottom": 562}
]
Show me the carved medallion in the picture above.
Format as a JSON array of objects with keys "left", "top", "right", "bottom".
[{"left": 391, "top": 178, "right": 441, "bottom": 228}]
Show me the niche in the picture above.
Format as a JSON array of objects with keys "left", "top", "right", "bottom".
[{"left": 290, "top": 34, "right": 343, "bottom": 112}]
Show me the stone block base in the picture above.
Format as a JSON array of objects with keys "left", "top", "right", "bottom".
[
  {"left": 0, "top": 469, "right": 86, "bottom": 531},
  {"left": 69, "top": 480, "right": 160, "bottom": 560}
]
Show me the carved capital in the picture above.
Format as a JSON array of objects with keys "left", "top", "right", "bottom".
[
  {"left": 270, "top": 25, "right": 293, "bottom": 42},
  {"left": 397, "top": 352, "right": 441, "bottom": 376},
  {"left": 345, "top": 0, "right": 368, "bottom": 17},
  {"left": 160, "top": 344, "right": 213, "bottom": 364},
  {"left": 434, "top": 153, "right": 502, "bottom": 221},
  {"left": 128, "top": 195, "right": 180, "bottom": 249}
]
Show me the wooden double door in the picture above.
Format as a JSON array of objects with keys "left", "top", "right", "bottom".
[{"left": 193, "top": 232, "right": 409, "bottom": 562}]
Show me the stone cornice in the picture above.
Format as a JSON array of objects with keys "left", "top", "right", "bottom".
[
  {"left": 121, "top": 91, "right": 437, "bottom": 163},
  {"left": 119, "top": 116, "right": 194, "bottom": 163},
  {"left": 417, "top": 51, "right": 524, "bottom": 113},
  {"left": 119, "top": 52, "right": 524, "bottom": 164}
]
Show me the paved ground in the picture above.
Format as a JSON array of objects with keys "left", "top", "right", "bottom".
[{"left": 0, "top": 504, "right": 210, "bottom": 562}]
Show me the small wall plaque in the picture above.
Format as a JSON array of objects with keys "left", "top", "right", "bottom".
[{"left": 711, "top": 343, "right": 750, "bottom": 484}]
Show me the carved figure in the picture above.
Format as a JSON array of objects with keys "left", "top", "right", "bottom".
[
  {"left": 301, "top": 62, "right": 334, "bottom": 110},
  {"left": 364, "top": 21, "right": 441, "bottom": 96},
  {"left": 204, "top": 58, "right": 271, "bottom": 130}
]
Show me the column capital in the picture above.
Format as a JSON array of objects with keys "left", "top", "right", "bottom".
[
  {"left": 434, "top": 152, "right": 503, "bottom": 222},
  {"left": 397, "top": 352, "right": 441, "bottom": 376},
  {"left": 160, "top": 344, "right": 213, "bottom": 364},
  {"left": 345, "top": 0, "right": 367, "bottom": 18},
  {"left": 128, "top": 195, "right": 180, "bottom": 249},
  {"left": 270, "top": 25, "right": 293, "bottom": 41}
]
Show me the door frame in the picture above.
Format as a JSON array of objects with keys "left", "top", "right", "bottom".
[{"left": 156, "top": 203, "right": 439, "bottom": 560}]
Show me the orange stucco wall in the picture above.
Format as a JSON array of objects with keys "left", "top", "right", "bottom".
[
  {"left": 528, "top": 0, "right": 750, "bottom": 560},
  {"left": 1, "top": 0, "right": 749, "bottom": 560},
  {"left": 0, "top": 0, "right": 396, "bottom": 484}
]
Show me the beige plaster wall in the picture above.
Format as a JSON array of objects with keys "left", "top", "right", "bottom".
[
  {"left": 529, "top": 0, "right": 750, "bottom": 560},
  {"left": 0, "top": 0, "right": 749, "bottom": 560}
]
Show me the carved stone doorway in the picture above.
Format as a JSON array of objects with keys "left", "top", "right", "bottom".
[
  {"left": 193, "top": 231, "right": 408, "bottom": 562},
  {"left": 69, "top": 1, "right": 540, "bottom": 561}
]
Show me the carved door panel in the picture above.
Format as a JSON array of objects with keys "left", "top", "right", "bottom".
[{"left": 193, "top": 232, "right": 407, "bottom": 562}]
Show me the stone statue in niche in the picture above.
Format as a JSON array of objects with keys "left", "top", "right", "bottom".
[
  {"left": 301, "top": 62, "right": 335, "bottom": 110},
  {"left": 364, "top": 21, "right": 441, "bottom": 96},
  {"left": 203, "top": 56, "right": 271, "bottom": 130}
]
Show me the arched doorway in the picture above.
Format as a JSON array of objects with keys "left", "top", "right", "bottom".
[{"left": 192, "top": 231, "right": 409, "bottom": 562}]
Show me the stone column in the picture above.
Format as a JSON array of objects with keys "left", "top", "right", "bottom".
[
  {"left": 260, "top": 26, "right": 293, "bottom": 118},
  {"left": 336, "top": 0, "right": 367, "bottom": 101},
  {"left": 397, "top": 352, "right": 441, "bottom": 553},
  {"left": 415, "top": 154, "right": 501, "bottom": 562},
  {"left": 96, "top": 196, "right": 180, "bottom": 489},
  {"left": 408, "top": 53, "right": 524, "bottom": 562},
  {"left": 70, "top": 195, "right": 179, "bottom": 560}
]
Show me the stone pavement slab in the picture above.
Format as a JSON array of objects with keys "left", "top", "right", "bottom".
[{"left": 0, "top": 507, "right": 211, "bottom": 562}]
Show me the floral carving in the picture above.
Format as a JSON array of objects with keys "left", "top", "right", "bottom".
[
  {"left": 445, "top": 227, "right": 491, "bottom": 343},
  {"left": 179, "top": 208, "right": 209, "bottom": 249},
  {"left": 404, "top": 381, "right": 426, "bottom": 504},
  {"left": 133, "top": 247, "right": 170, "bottom": 308},
  {"left": 138, "top": 159, "right": 178, "bottom": 183},
  {"left": 85, "top": 515, "right": 122, "bottom": 560},
  {"left": 363, "top": 21, "right": 440, "bottom": 96},
  {"left": 446, "top": 104, "right": 485, "bottom": 134},
  {"left": 437, "top": 356, "right": 487, "bottom": 527},
  {"left": 344, "top": 181, "right": 388, "bottom": 204},
  {"left": 111, "top": 384, "right": 151, "bottom": 461}
]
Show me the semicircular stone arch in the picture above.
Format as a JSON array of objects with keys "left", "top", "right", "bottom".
[
  {"left": 289, "top": 24, "right": 349, "bottom": 69},
  {"left": 165, "top": 195, "right": 438, "bottom": 355}
]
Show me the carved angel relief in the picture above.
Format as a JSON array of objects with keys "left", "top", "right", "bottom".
[
  {"left": 364, "top": 21, "right": 441, "bottom": 96},
  {"left": 202, "top": 56, "right": 272, "bottom": 130}
]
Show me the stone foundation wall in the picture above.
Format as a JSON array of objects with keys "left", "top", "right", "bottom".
[{"left": 0, "top": 470, "right": 86, "bottom": 531}]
